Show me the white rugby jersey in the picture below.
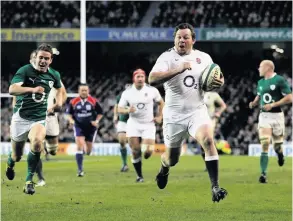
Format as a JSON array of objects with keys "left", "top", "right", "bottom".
[
  {"left": 203, "top": 91, "right": 222, "bottom": 117},
  {"left": 150, "top": 47, "right": 213, "bottom": 121},
  {"left": 118, "top": 84, "right": 162, "bottom": 123}
]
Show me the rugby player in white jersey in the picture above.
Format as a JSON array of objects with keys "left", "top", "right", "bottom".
[
  {"left": 118, "top": 69, "right": 164, "bottom": 182},
  {"left": 149, "top": 23, "right": 227, "bottom": 202}
]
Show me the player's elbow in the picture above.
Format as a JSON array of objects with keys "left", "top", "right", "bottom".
[
  {"left": 148, "top": 72, "right": 159, "bottom": 86},
  {"left": 62, "top": 90, "right": 68, "bottom": 103},
  {"left": 9, "top": 85, "right": 17, "bottom": 95},
  {"left": 222, "top": 103, "right": 227, "bottom": 110},
  {"left": 148, "top": 74, "right": 155, "bottom": 86},
  {"left": 287, "top": 94, "right": 293, "bottom": 103}
]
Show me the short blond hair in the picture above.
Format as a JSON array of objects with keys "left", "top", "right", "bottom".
[{"left": 261, "top": 60, "right": 275, "bottom": 72}]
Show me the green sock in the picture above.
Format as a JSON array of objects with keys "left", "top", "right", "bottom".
[
  {"left": 26, "top": 151, "right": 41, "bottom": 182},
  {"left": 7, "top": 152, "right": 15, "bottom": 168},
  {"left": 120, "top": 147, "right": 127, "bottom": 166},
  {"left": 260, "top": 152, "right": 269, "bottom": 175}
]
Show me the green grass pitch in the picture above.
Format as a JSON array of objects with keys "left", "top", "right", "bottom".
[{"left": 1, "top": 155, "right": 292, "bottom": 221}]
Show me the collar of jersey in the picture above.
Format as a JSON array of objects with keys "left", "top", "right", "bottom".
[
  {"left": 132, "top": 83, "right": 145, "bottom": 91},
  {"left": 265, "top": 72, "right": 277, "bottom": 80}
]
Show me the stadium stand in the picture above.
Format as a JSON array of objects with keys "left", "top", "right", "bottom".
[
  {"left": 151, "top": 1, "right": 292, "bottom": 28},
  {"left": 86, "top": 1, "right": 150, "bottom": 27},
  {"left": 1, "top": 1, "right": 80, "bottom": 28}
]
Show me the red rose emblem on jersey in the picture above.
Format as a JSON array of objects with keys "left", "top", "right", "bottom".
[{"left": 196, "top": 58, "right": 201, "bottom": 64}]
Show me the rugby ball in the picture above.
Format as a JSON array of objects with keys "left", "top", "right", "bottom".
[{"left": 200, "top": 63, "right": 222, "bottom": 92}]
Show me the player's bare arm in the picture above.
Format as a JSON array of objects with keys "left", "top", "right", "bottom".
[
  {"left": 148, "top": 62, "right": 191, "bottom": 86},
  {"left": 47, "top": 86, "right": 67, "bottom": 115},
  {"left": 214, "top": 97, "right": 227, "bottom": 118},
  {"left": 154, "top": 99, "right": 164, "bottom": 124},
  {"left": 61, "top": 85, "right": 67, "bottom": 104},
  {"left": 47, "top": 87, "right": 63, "bottom": 114},
  {"left": 113, "top": 104, "right": 119, "bottom": 123},
  {"left": 118, "top": 106, "right": 136, "bottom": 114},
  {"left": 12, "top": 96, "right": 16, "bottom": 108},
  {"left": 249, "top": 95, "right": 260, "bottom": 109},
  {"left": 9, "top": 82, "right": 44, "bottom": 96},
  {"left": 263, "top": 93, "right": 293, "bottom": 111}
]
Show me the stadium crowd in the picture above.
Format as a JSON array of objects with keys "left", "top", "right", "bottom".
[
  {"left": 2, "top": 1, "right": 290, "bottom": 28},
  {"left": 1, "top": 1, "right": 80, "bottom": 28},
  {"left": 152, "top": 1, "right": 292, "bottom": 28},
  {"left": 1, "top": 1, "right": 291, "bottom": 28},
  {"left": 86, "top": 1, "right": 150, "bottom": 27}
]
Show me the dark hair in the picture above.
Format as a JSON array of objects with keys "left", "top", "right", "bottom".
[
  {"left": 173, "top": 23, "right": 196, "bottom": 40},
  {"left": 36, "top": 43, "right": 53, "bottom": 56}
]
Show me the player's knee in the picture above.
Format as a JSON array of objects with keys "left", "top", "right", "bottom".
[
  {"left": 31, "top": 137, "right": 44, "bottom": 152},
  {"left": 46, "top": 143, "right": 58, "bottom": 156},
  {"left": 132, "top": 148, "right": 141, "bottom": 158},
  {"left": 119, "top": 138, "right": 126, "bottom": 146},
  {"left": 260, "top": 137, "right": 270, "bottom": 152},
  {"left": 202, "top": 137, "right": 214, "bottom": 150}
]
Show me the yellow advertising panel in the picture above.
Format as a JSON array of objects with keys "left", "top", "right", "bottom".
[{"left": 1, "top": 28, "right": 80, "bottom": 42}]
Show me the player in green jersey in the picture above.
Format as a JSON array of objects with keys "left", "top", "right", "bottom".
[
  {"left": 6, "top": 43, "right": 63, "bottom": 195},
  {"left": 249, "top": 60, "right": 292, "bottom": 183},
  {"left": 113, "top": 84, "right": 131, "bottom": 172}
]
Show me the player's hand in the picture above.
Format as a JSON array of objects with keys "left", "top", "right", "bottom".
[
  {"left": 128, "top": 106, "right": 136, "bottom": 113},
  {"left": 178, "top": 62, "right": 192, "bottom": 73},
  {"left": 68, "top": 119, "right": 75, "bottom": 128},
  {"left": 262, "top": 103, "right": 273, "bottom": 111},
  {"left": 249, "top": 102, "right": 255, "bottom": 109},
  {"left": 91, "top": 121, "right": 99, "bottom": 128},
  {"left": 214, "top": 112, "right": 221, "bottom": 118},
  {"left": 32, "top": 86, "right": 45, "bottom": 94},
  {"left": 211, "top": 72, "right": 224, "bottom": 88},
  {"left": 47, "top": 107, "right": 55, "bottom": 116},
  {"left": 153, "top": 116, "right": 163, "bottom": 124}
]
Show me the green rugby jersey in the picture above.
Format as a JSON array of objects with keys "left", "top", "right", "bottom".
[
  {"left": 257, "top": 73, "right": 291, "bottom": 113},
  {"left": 11, "top": 64, "right": 61, "bottom": 121}
]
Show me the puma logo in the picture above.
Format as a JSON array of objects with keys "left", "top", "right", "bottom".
[{"left": 29, "top": 77, "right": 36, "bottom": 84}]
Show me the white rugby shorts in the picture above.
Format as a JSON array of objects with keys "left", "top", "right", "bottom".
[
  {"left": 10, "top": 112, "right": 46, "bottom": 142},
  {"left": 258, "top": 112, "right": 285, "bottom": 137},
  {"left": 163, "top": 104, "right": 212, "bottom": 148},
  {"left": 126, "top": 119, "right": 156, "bottom": 140}
]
